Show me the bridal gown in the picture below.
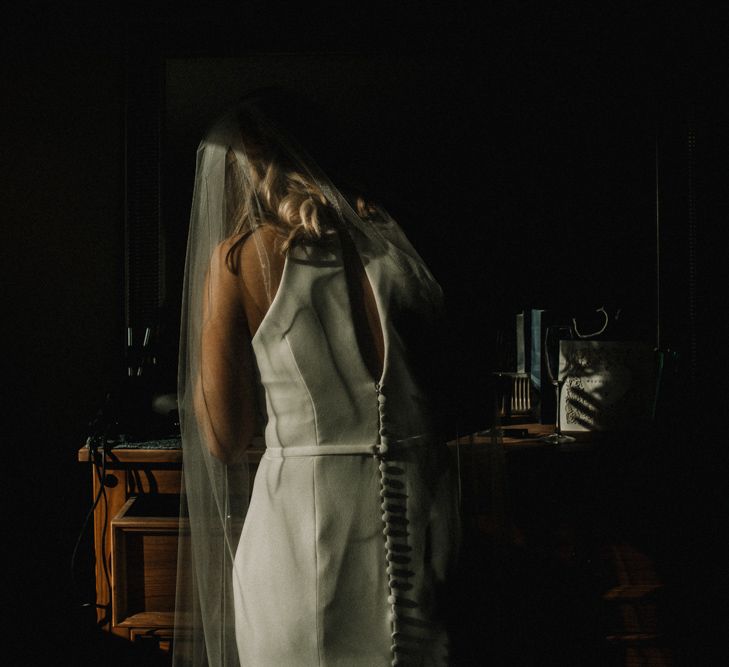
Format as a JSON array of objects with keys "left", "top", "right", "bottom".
[{"left": 232, "top": 219, "right": 457, "bottom": 666}]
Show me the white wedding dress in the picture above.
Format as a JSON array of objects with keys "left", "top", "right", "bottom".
[{"left": 232, "top": 218, "right": 457, "bottom": 666}]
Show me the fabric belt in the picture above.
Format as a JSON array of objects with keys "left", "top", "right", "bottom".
[
  {"left": 264, "top": 444, "right": 379, "bottom": 459},
  {"left": 263, "top": 436, "right": 430, "bottom": 460}
]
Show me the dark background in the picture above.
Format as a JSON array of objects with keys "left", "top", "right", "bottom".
[{"left": 3, "top": 2, "right": 728, "bottom": 664}]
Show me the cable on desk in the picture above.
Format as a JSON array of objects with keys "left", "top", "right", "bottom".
[{"left": 70, "top": 399, "right": 114, "bottom": 626}]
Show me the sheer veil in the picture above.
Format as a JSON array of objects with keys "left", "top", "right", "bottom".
[{"left": 171, "top": 90, "right": 446, "bottom": 666}]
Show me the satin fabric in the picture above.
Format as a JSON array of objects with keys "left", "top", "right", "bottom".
[{"left": 232, "top": 225, "right": 456, "bottom": 666}]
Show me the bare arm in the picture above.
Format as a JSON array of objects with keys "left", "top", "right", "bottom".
[{"left": 193, "top": 239, "right": 257, "bottom": 465}]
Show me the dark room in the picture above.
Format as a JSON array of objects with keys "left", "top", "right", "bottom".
[{"left": 3, "top": 3, "right": 728, "bottom": 666}]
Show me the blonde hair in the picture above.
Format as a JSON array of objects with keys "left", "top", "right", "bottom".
[{"left": 224, "top": 113, "right": 378, "bottom": 269}]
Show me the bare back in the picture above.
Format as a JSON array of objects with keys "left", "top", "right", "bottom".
[{"left": 232, "top": 225, "right": 385, "bottom": 382}]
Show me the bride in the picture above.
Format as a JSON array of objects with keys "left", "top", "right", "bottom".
[{"left": 173, "top": 88, "right": 460, "bottom": 666}]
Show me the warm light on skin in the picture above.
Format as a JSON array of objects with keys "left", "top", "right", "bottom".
[{"left": 195, "top": 244, "right": 257, "bottom": 465}]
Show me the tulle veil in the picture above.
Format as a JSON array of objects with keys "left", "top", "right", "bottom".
[{"left": 171, "top": 88, "right": 450, "bottom": 666}]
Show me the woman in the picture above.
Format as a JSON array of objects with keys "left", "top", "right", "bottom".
[{"left": 174, "top": 89, "right": 459, "bottom": 667}]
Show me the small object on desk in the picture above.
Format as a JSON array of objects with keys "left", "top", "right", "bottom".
[
  {"left": 493, "top": 372, "right": 532, "bottom": 422},
  {"left": 558, "top": 340, "right": 655, "bottom": 432},
  {"left": 503, "top": 428, "right": 529, "bottom": 438},
  {"left": 477, "top": 427, "right": 530, "bottom": 438},
  {"left": 531, "top": 309, "right": 573, "bottom": 424},
  {"left": 539, "top": 325, "right": 577, "bottom": 445},
  {"left": 516, "top": 311, "right": 528, "bottom": 374}
]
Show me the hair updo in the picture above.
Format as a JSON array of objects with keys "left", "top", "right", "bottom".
[{"left": 223, "top": 88, "right": 379, "bottom": 267}]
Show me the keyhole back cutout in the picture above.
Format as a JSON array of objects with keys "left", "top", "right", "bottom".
[{"left": 337, "top": 227, "right": 385, "bottom": 384}]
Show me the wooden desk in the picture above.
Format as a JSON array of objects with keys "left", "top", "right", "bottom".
[
  {"left": 77, "top": 440, "right": 263, "bottom": 652},
  {"left": 80, "top": 425, "right": 663, "bottom": 662},
  {"left": 447, "top": 424, "right": 672, "bottom": 665},
  {"left": 449, "top": 422, "right": 597, "bottom": 447},
  {"left": 77, "top": 426, "right": 587, "bottom": 646}
]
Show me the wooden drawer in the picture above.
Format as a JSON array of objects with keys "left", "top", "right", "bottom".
[{"left": 111, "top": 494, "right": 189, "bottom": 629}]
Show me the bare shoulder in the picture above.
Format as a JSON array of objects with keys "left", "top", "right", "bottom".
[
  {"left": 216, "top": 226, "right": 283, "bottom": 271},
  {"left": 242, "top": 225, "right": 284, "bottom": 261},
  {"left": 214, "top": 227, "right": 285, "bottom": 328}
]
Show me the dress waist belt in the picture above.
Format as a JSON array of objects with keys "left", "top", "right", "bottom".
[
  {"left": 263, "top": 435, "right": 430, "bottom": 460},
  {"left": 264, "top": 444, "right": 379, "bottom": 459}
]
